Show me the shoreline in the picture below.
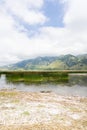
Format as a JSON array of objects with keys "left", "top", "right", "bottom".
[{"left": 0, "top": 90, "right": 87, "bottom": 130}]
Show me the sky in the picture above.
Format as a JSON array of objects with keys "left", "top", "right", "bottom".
[{"left": 0, "top": 0, "right": 87, "bottom": 66}]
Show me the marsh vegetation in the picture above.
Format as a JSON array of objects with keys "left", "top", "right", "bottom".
[{"left": 0, "top": 70, "right": 87, "bottom": 96}]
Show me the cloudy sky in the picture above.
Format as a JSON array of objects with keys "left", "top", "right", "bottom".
[{"left": 0, "top": 0, "right": 87, "bottom": 66}]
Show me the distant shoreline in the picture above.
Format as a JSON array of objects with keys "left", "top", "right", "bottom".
[{"left": 0, "top": 70, "right": 87, "bottom": 73}]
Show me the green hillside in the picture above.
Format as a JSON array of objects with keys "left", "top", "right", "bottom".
[{"left": 1, "top": 54, "right": 87, "bottom": 70}]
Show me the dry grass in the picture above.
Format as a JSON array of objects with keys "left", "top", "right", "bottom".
[
  {"left": 0, "top": 121, "right": 87, "bottom": 130},
  {"left": 0, "top": 91, "right": 18, "bottom": 97},
  {"left": 0, "top": 90, "right": 87, "bottom": 130},
  {"left": 0, "top": 123, "right": 70, "bottom": 130}
]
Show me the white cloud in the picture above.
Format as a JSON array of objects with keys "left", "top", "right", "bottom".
[
  {"left": 64, "top": 0, "right": 87, "bottom": 30},
  {"left": 0, "top": 0, "right": 87, "bottom": 66},
  {"left": 1, "top": 0, "right": 47, "bottom": 25},
  {"left": 63, "top": 0, "right": 87, "bottom": 53}
]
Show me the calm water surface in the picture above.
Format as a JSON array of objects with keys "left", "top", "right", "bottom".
[{"left": 0, "top": 74, "right": 87, "bottom": 96}]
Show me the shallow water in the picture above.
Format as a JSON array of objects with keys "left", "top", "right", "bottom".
[{"left": 0, "top": 74, "right": 87, "bottom": 96}]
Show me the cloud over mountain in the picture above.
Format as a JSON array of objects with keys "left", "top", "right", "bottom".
[{"left": 0, "top": 0, "right": 87, "bottom": 66}]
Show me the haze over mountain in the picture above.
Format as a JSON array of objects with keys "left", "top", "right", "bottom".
[{"left": 1, "top": 54, "right": 87, "bottom": 70}]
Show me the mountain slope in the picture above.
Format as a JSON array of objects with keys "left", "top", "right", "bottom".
[{"left": 1, "top": 54, "right": 87, "bottom": 70}]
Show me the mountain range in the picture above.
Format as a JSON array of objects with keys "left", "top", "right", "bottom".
[{"left": 1, "top": 54, "right": 87, "bottom": 70}]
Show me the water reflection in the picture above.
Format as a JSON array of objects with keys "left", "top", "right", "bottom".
[
  {"left": 69, "top": 73, "right": 87, "bottom": 86},
  {"left": 0, "top": 73, "right": 87, "bottom": 96}
]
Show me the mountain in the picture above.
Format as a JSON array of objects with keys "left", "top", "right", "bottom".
[{"left": 1, "top": 54, "right": 87, "bottom": 70}]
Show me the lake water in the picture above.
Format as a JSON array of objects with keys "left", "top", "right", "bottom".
[{"left": 0, "top": 73, "right": 87, "bottom": 96}]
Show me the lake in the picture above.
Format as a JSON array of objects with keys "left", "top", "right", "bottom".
[{"left": 0, "top": 72, "right": 87, "bottom": 96}]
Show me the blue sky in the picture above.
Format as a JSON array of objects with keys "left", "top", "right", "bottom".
[
  {"left": 43, "top": 0, "right": 65, "bottom": 27},
  {"left": 0, "top": 0, "right": 87, "bottom": 65},
  {"left": 14, "top": 0, "right": 65, "bottom": 36}
]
